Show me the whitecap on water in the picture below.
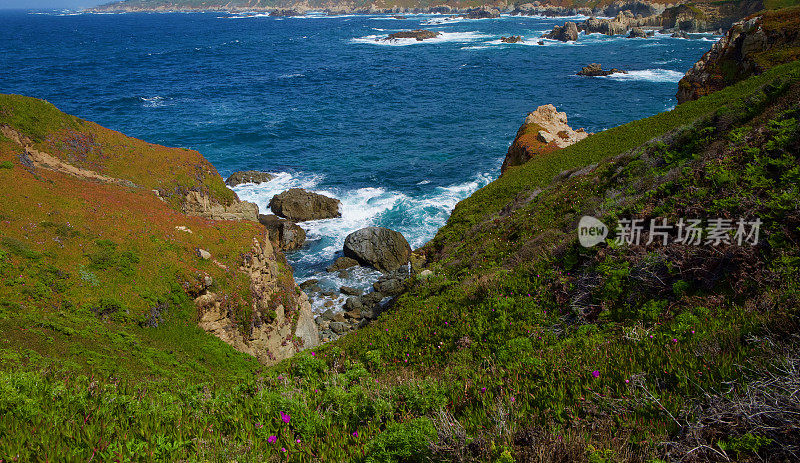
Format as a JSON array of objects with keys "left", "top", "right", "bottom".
[
  {"left": 601, "top": 69, "right": 685, "bottom": 83},
  {"left": 140, "top": 96, "right": 168, "bottom": 108},
  {"left": 351, "top": 31, "right": 490, "bottom": 46}
]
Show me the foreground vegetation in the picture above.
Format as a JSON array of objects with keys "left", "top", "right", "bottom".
[{"left": 2, "top": 26, "right": 800, "bottom": 463}]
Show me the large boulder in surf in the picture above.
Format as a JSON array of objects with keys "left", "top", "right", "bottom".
[
  {"left": 268, "top": 188, "right": 341, "bottom": 221},
  {"left": 543, "top": 21, "right": 579, "bottom": 42},
  {"left": 385, "top": 30, "right": 440, "bottom": 41},
  {"left": 258, "top": 214, "right": 306, "bottom": 251},
  {"left": 225, "top": 170, "right": 275, "bottom": 187},
  {"left": 343, "top": 227, "right": 411, "bottom": 272}
]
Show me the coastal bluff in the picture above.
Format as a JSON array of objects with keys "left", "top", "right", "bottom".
[{"left": 0, "top": 94, "right": 317, "bottom": 366}]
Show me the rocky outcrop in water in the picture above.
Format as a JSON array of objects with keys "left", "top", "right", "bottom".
[
  {"left": 226, "top": 170, "right": 275, "bottom": 186},
  {"left": 458, "top": 7, "right": 500, "bottom": 19},
  {"left": 385, "top": 29, "right": 440, "bottom": 41},
  {"left": 577, "top": 63, "right": 628, "bottom": 76},
  {"left": 269, "top": 188, "right": 341, "bottom": 221},
  {"left": 501, "top": 35, "right": 523, "bottom": 43},
  {"left": 195, "top": 237, "right": 318, "bottom": 365},
  {"left": 343, "top": 227, "right": 411, "bottom": 272},
  {"left": 677, "top": 10, "right": 800, "bottom": 104},
  {"left": 628, "top": 27, "right": 652, "bottom": 38},
  {"left": 543, "top": 21, "right": 579, "bottom": 41},
  {"left": 501, "top": 104, "right": 589, "bottom": 173}
]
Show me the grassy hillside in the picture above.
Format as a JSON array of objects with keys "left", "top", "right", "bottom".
[
  {"left": 0, "top": 94, "right": 302, "bottom": 388},
  {"left": 2, "top": 47, "right": 799, "bottom": 462}
]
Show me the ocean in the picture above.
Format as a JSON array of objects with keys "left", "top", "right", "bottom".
[{"left": 0, "top": 10, "right": 717, "bottom": 311}]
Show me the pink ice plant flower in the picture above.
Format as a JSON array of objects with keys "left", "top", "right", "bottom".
[
  {"left": 280, "top": 411, "right": 291, "bottom": 424},
  {"left": 268, "top": 435, "right": 277, "bottom": 444},
  {"left": 591, "top": 370, "right": 600, "bottom": 378}
]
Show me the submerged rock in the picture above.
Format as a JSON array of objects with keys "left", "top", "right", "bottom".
[
  {"left": 577, "top": 63, "right": 628, "bottom": 77},
  {"left": 384, "top": 29, "right": 440, "bottom": 41},
  {"left": 269, "top": 188, "right": 341, "bottom": 221},
  {"left": 343, "top": 227, "right": 411, "bottom": 272},
  {"left": 225, "top": 170, "right": 275, "bottom": 186}
]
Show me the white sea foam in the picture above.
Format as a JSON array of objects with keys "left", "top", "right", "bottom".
[
  {"left": 602, "top": 69, "right": 685, "bottom": 83},
  {"left": 351, "top": 31, "right": 489, "bottom": 46},
  {"left": 140, "top": 96, "right": 168, "bottom": 108}
]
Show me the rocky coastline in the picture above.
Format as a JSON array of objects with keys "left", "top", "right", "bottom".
[{"left": 88, "top": 0, "right": 758, "bottom": 36}]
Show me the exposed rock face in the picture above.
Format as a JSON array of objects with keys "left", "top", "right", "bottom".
[
  {"left": 543, "top": 21, "right": 579, "bottom": 41},
  {"left": 628, "top": 27, "right": 649, "bottom": 38},
  {"left": 182, "top": 190, "right": 259, "bottom": 222},
  {"left": 501, "top": 105, "right": 590, "bottom": 173},
  {"left": 672, "top": 30, "right": 690, "bottom": 38},
  {"left": 225, "top": 170, "right": 275, "bottom": 186},
  {"left": 343, "top": 227, "right": 411, "bottom": 272},
  {"left": 677, "top": 11, "right": 800, "bottom": 104},
  {"left": 268, "top": 188, "right": 341, "bottom": 221},
  {"left": 258, "top": 214, "right": 306, "bottom": 251},
  {"left": 577, "top": 63, "right": 628, "bottom": 76},
  {"left": 501, "top": 35, "right": 523, "bottom": 43},
  {"left": 459, "top": 7, "right": 500, "bottom": 19},
  {"left": 385, "top": 29, "right": 440, "bottom": 41},
  {"left": 195, "top": 237, "right": 318, "bottom": 365}
]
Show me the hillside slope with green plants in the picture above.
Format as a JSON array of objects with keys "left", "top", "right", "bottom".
[{"left": 2, "top": 22, "right": 800, "bottom": 463}]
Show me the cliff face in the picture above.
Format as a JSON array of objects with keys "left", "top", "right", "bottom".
[
  {"left": 677, "top": 6, "right": 800, "bottom": 103},
  {"left": 195, "top": 237, "right": 318, "bottom": 365},
  {"left": 0, "top": 95, "right": 316, "bottom": 374}
]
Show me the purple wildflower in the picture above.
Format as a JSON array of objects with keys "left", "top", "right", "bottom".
[
  {"left": 280, "top": 411, "right": 291, "bottom": 424},
  {"left": 268, "top": 435, "right": 277, "bottom": 444},
  {"left": 591, "top": 370, "right": 600, "bottom": 378}
]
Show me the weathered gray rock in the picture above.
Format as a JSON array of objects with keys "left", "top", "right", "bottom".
[
  {"left": 258, "top": 214, "right": 306, "bottom": 251},
  {"left": 374, "top": 278, "right": 403, "bottom": 296},
  {"left": 330, "top": 321, "right": 348, "bottom": 334},
  {"left": 300, "top": 279, "right": 319, "bottom": 290},
  {"left": 198, "top": 248, "right": 211, "bottom": 260},
  {"left": 501, "top": 35, "right": 523, "bottom": 43},
  {"left": 225, "top": 170, "right": 275, "bottom": 186},
  {"left": 340, "top": 286, "right": 363, "bottom": 296},
  {"left": 343, "top": 227, "right": 411, "bottom": 272},
  {"left": 327, "top": 256, "right": 359, "bottom": 272},
  {"left": 345, "top": 297, "right": 363, "bottom": 312},
  {"left": 269, "top": 188, "right": 341, "bottom": 221},
  {"left": 361, "top": 291, "right": 384, "bottom": 308}
]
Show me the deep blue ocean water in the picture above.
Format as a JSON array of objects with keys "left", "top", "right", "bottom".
[{"left": 0, "top": 10, "right": 717, "bottom": 310}]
